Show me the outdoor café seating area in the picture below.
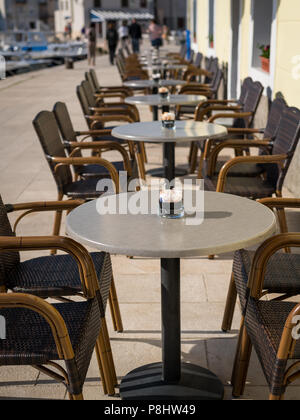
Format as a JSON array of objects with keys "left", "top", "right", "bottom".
[{"left": 1, "top": 42, "right": 300, "bottom": 401}]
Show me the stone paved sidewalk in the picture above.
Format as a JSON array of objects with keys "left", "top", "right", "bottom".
[{"left": 0, "top": 52, "right": 299, "bottom": 400}]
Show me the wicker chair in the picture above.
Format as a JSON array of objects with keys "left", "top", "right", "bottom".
[
  {"left": 33, "top": 110, "right": 120, "bottom": 236},
  {"left": 191, "top": 78, "right": 263, "bottom": 175},
  {"left": 223, "top": 199, "right": 300, "bottom": 328},
  {"left": 82, "top": 79, "right": 140, "bottom": 123},
  {"left": 231, "top": 231, "right": 300, "bottom": 400},
  {"left": 87, "top": 69, "right": 133, "bottom": 98},
  {"left": 77, "top": 83, "right": 147, "bottom": 180},
  {"left": 53, "top": 101, "right": 137, "bottom": 181},
  {"left": 203, "top": 97, "right": 287, "bottom": 180},
  {"left": 0, "top": 194, "right": 121, "bottom": 396},
  {"left": 116, "top": 52, "right": 148, "bottom": 82},
  {"left": 204, "top": 104, "right": 300, "bottom": 199},
  {"left": 0, "top": 200, "right": 118, "bottom": 399}
]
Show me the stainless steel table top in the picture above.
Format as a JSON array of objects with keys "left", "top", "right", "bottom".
[
  {"left": 66, "top": 191, "right": 276, "bottom": 258},
  {"left": 112, "top": 121, "right": 227, "bottom": 143}
]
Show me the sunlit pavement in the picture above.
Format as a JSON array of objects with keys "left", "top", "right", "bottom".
[{"left": 0, "top": 47, "right": 299, "bottom": 400}]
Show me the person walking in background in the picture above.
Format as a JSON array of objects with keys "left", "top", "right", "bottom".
[
  {"left": 129, "top": 19, "right": 142, "bottom": 54},
  {"left": 149, "top": 19, "right": 163, "bottom": 50},
  {"left": 118, "top": 20, "right": 129, "bottom": 49},
  {"left": 106, "top": 21, "right": 119, "bottom": 65},
  {"left": 87, "top": 23, "right": 96, "bottom": 67}
]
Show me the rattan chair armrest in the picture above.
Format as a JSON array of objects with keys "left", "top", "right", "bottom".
[
  {"left": 51, "top": 156, "right": 119, "bottom": 192},
  {"left": 102, "top": 85, "right": 131, "bottom": 91},
  {"left": 67, "top": 141, "right": 131, "bottom": 174},
  {"left": 207, "top": 139, "right": 272, "bottom": 177},
  {"left": 227, "top": 127, "right": 265, "bottom": 135},
  {"left": 195, "top": 103, "right": 243, "bottom": 121},
  {"left": 208, "top": 111, "right": 252, "bottom": 123},
  {"left": 278, "top": 302, "right": 300, "bottom": 360},
  {"left": 95, "top": 93, "right": 125, "bottom": 99},
  {"left": 6, "top": 200, "right": 85, "bottom": 233},
  {"left": 259, "top": 198, "right": 300, "bottom": 211},
  {"left": 86, "top": 114, "right": 134, "bottom": 124},
  {"left": 75, "top": 129, "right": 113, "bottom": 136},
  {"left": 6, "top": 200, "right": 84, "bottom": 213},
  {"left": 248, "top": 233, "right": 300, "bottom": 298},
  {"left": 101, "top": 102, "right": 131, "bottom": 107},
  {"left": 90, "top": 107, "right": 128, "bottom": 114},
  {"left": 0, "top": 235, "right": 99, "bottom": 299},
  {"left": 0, "top": 292, "right": 73, "bottom": 360},
  {"left": 216, "top": 154, "right": 288, "bottom": 192},
  {"left": 201, "top": 99, "right": 239, "bottom": 105}
]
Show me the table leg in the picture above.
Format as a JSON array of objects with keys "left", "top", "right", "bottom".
[
  {"left": 119, "top": 258, "right": 225, "bottom": 400},
  {"left": 148, "top": 104, "right": 188, "bottom": 180},
  {"left": 163, "top": 142, "right": 175, "bottom": 183},
  {"left": 153, "top": 105, "right": 159, "bottom": 121},
  {"left": 161, "top": 258, "right": 181, "bottom": 382}
]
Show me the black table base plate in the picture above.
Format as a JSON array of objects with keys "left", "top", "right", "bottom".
[
  {"left": 120, "top": 363, "right": 224, "bottom": 400},
  {"left": 147, "top": 167, "right": 188, "bottom": 178}
]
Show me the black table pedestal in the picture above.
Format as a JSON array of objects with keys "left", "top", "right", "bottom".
[
  {"left": 119, "top": 258, "right": 224, "bottom": 401},
  {"left": 148, "top": 103, "right": 188, "bottom": 180}
]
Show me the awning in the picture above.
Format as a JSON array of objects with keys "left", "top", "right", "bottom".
[{"left": 91, "top": 9, "right": 154, "bottom": 23}]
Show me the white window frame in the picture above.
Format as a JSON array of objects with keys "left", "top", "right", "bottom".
[
  {"left": 228, "top": 0, "right": 243, "bottom": 98},
  {"left": 248, "top": 0, "right": 278, "bottom": 95}
]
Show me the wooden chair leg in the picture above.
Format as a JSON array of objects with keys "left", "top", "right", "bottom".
[
  {"left": 95, "top": 342, "right": 108, "bottom": 395},
  {"left": 109, "top": 294, "right": 118, "bottom": 332},
  {"left": 269, "top": 393, "right": 284, "bottom": 401},
  {"left": 222, "top": 273, "right": 237, "bottom": 332},
  {"left": 188, "top": 142, "right": 194, "bottom": 164},
  {"left": 141, "top": 142, "right": 148, "bottom": 164},
  {"left": 71, "top": 393, "right": 84, "bottom": 400},
  {"left": 232, "top": 323, "right": 252, "bottom": 397},
  {"left": 190, "top": 143, "right": 198, "bottom": 174},
  {"left": 136, "top": 145, "right": 146, "bottom": 181},
  {"left": 276, "top": 208, "right": 291, "bottom": 253},
  {"left": 96, "top": 332, "right": 115, "bottom": 396},
  {"left": 197, "top": 152, "right": 205, "bottom": 179},
  {"left": 102, "top": 317, "right": 118, "bottom": 386},
  {"left": 109, "top": 277, "right": 124, "bottom": 333},
  {"left": 51, "top": 193, "right": 64, "bottom": 256}
]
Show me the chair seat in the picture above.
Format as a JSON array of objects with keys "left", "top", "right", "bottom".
[
  {"left": 245, "top": 299, "right": 300, "bottom": 396},
  {"left": 204, "top": 175, "right": 275, "bottom": 199},
  {"left": 203, "top": 159, "right": 264, "bottom": 177},
  {"left": 234, "top": 250, "right": 300, "bottom": 310},
  {"left": 0, "top": 299, "right": 101, "bottom": 370},
  {"left": 78, "top": 161, "right": 124, "bottom": 179},
  {"left": 6, "top": 252, "right": 112, "bottom": 308},
  {"left": 93, "top": 126, "right": 125, "bottom": 144},
  {"left": 63, "top": 178, "right": 106, "bottom": 199},
  {"left": 178, "top": 105, "right": 197, "bottom": 114}
]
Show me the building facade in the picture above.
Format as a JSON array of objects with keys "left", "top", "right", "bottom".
[
  {"left": 156, "top": 0, "right": 187, "bottom": 30},
  {"left": 187, "top": 0, "right": 300, "bottom": 196},
  {"left": 55, "top": 0, "right": 153, "bottom": 37},
  {"left": 0, "top": 0, "right": 57, "bottom": 32},
  {"left": 55, "top": 0, "right": 187, "bottom": 38}
]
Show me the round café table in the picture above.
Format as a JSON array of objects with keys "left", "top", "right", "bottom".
[
  {"left": 123, "top": 79, "right": 186, "bottom": 94},
  {"left": 112, "top": 121, "right": 227, "bottom": 181},
  {"left": 66, "top": 191, "right": 277, "bottom": 400},
  {"left": 125, "top": 94, "right": 206, "bottom": 122},
  {"left": 142, "top": 64, "right": 187, "bottom": 72}
]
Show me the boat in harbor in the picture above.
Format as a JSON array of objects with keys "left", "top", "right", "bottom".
[{"left": 0, "top": 31, "right": 87, "bottom": 77}]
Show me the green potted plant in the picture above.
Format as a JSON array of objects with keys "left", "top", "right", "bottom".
[
  {"left": 209, "top": 34, "right": 214, "bottom": 49},
  {"left": 258, "top": 44, "right": 270, "bottom": 73}
]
